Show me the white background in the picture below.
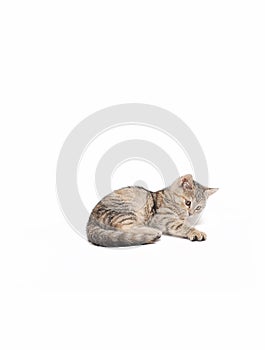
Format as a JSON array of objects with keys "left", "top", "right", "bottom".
[{"left": 0, "top": 1, "right": 264, "bottom": 349}]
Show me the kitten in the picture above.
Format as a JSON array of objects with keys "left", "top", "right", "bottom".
[{"left": 87, "top": 174, "right": 218, "bottom": 247}]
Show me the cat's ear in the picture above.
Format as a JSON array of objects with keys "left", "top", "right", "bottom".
[
  {"left": 205, "top": 187, "right": 219, "bottom": 197},
  {"left": 179, "top": 174, "right": 194, "bottom": 191}
]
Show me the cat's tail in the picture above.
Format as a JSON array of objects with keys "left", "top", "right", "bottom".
[{"left": 86, "top": 219, "right": 161, "bottom": 247}]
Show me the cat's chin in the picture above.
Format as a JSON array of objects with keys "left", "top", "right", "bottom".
[{"left": 187, "top": 214, "right": 203, "bottom": 225}]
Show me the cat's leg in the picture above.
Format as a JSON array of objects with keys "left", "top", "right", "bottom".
[
  {"left": 149, "top": 210, "right": 206, "bottom": 241},
  {"left": 166, "top": 219, "right": 207, "bottom": 241}
]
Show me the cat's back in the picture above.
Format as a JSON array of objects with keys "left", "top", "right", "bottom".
[
  {"left": 97, "top": 186, "right": 151, "bottom": 211},
  {"left": 91, "top": 186, "right": 155, "bottom": 226}
]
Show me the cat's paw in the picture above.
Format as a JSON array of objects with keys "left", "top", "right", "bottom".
[{"left": 187, "top": 230, "right": 207, "bottom": 241}]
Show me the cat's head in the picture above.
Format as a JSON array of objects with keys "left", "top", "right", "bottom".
[{"left": 170, "top": 174, "right": 218, "bottom": 218}]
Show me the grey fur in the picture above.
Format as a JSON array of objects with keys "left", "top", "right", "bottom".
[{"left": 86, "top": 175, "right": 218, "bottom": 247}]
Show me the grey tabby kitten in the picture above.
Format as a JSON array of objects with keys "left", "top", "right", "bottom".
[{"left": 87, "top": 174, "right": 218, "bottom": 247}]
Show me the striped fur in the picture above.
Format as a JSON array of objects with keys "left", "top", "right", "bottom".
[{"left": 86, "top": 174, "right": 218, "bottom": 247}]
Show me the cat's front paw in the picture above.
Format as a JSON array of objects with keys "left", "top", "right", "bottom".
[{"left": 187, "top": 230, "right": 207, "bottom": 241}]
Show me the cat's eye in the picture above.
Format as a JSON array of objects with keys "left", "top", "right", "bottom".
[
  {"left": 196, "top": 206, "right": 201, "bottom": 211},
  {"left": 185, "top": 200, "right": 191, "bottom": 208}
]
